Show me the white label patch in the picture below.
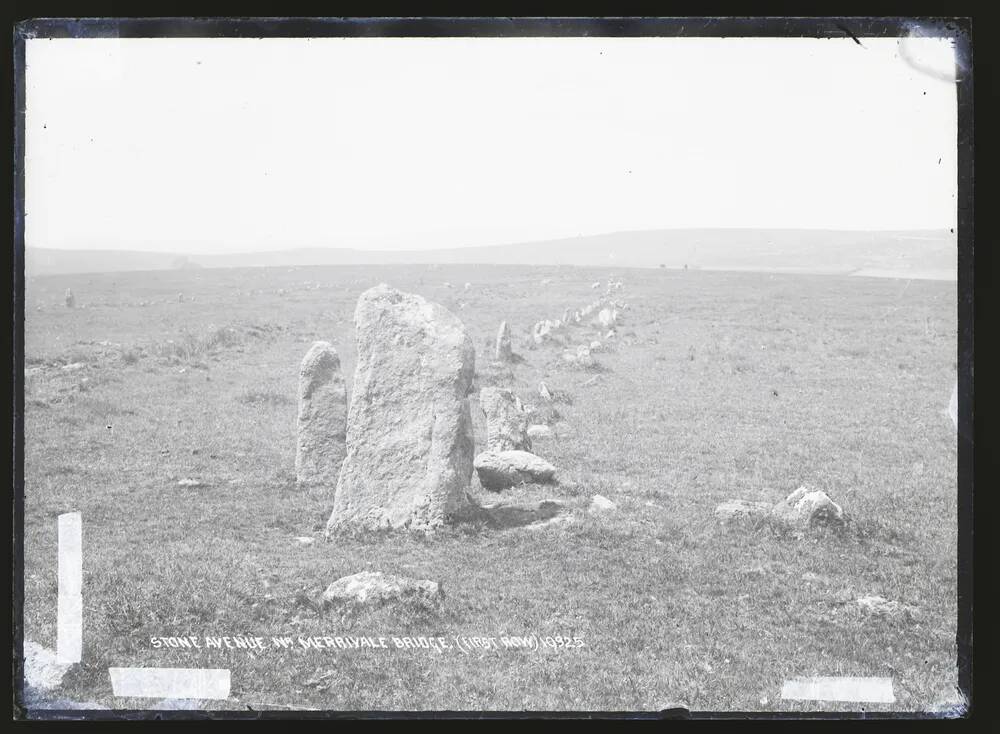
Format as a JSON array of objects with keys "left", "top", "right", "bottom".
[
  {"left": 781, "top": 676, "right": 895, "bottom": 703},
  {"left": 109, "top": 668, "right": 231, "bottom": 700}
]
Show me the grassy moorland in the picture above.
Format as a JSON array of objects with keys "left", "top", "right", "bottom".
[{"left": 20, "top": 264, "right": 959, "bottom": 713}]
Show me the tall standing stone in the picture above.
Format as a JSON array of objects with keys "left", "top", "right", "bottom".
[
  {"left": 479, "top": 387, "right": 531, "bottom": 452},
  {"left": 495, "top": 321, "right": 513, "bottom": 362},
  {"left": 295, "top": 341, "right": 347, "bottom": 487},
  {"left": 326, "top": 284, "right": 475, "bottom": 533},
  {"left": 64, "top": 289, "right": 75, "bottom": 308}
]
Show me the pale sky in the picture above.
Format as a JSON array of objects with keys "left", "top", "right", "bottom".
[{"left": 24, "top": 36, "right": 958, "bottom": 253}]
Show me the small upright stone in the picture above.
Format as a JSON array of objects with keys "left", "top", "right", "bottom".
[
  {"left": 479, "top": 387, "right": 531, "bottom": 452},
  {"left": 326, "top": 285, "right": 475, "bottom": 533},
  {"left": 495, "top": 321, "right": 513, "bottom": 362},
  {"left": 64, "top": 289, "right": 75, "bottom": 308},
  {"left": 295, "top": 341, "right": 347, "bottom": 487}
]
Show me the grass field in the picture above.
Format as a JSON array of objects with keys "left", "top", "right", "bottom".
[{"left": 19, "top": 264, "right": 960, "bottom": 713}]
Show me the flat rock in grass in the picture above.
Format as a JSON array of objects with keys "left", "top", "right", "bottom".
[
  {"left": 295, "top": 341, "right": 347, "bottom": 487},
  {"left": 589, "top": 494, "right": 616, "bottom": 512},
  {"left": 326, "top": 284, "right": 475, "bottom": 534},
  {"left": 857, "top": 595, "right": 919, "bottom": 621},
  {"left": 321, "top": 571, "right": 443, "bottom": 611},
  {"left": 772, "top": 486, "right": 844, "bottom": 529},
  {"left": 294, "top": 536, "right": 315, "bottom": 546},
  {"left": 526, "top": 424, "right": 552, "bottom": 439},
  {"left": 177, "top": 478, "right": 205, "bottom": 488},
  {"left": 715, "top": 499, "right": 772, "bottom": 523},
  {"left": 474, "top": 450, "right": 557, "bottom": 490}
]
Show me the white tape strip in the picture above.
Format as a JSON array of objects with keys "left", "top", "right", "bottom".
[
  {"left": 109, "top": 668, "right": 231, "bottom": 700},
  {"left": 56, "top": 512, "right": 82, "bottom": 664},
  {"left": 781, "top": 676, "right": 895, "bottom": 703}
]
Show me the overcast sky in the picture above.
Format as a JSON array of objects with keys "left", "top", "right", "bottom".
[{"left": 24, "top": 36, "right": 958, "bottom": 253}]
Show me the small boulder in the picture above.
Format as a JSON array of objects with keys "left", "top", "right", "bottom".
[
  {"left": 772, "top": 486, "right": 844, "bottom": 529},
  {"left": 321, "top": 571, "right": 443, "bottom": 612},
  {"left": 589, "top": 495, "right": 616, "bottom": 512},
  {"left": 474, "top": 450, "right": 557, "bottom": 490}
]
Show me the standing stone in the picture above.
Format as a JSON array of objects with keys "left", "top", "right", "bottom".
[
  {"left": 326, "top": 285, "right": 475, "bottom": 533},
  {"left": 64, "top": 289, "right": 75, "bottom": 308},
  {"left": 495, "top": 321, "right": 513, "bottom": 362},
  {"left": 295, "top": 341, "right": 347, "bottom": 487},
  {"left": 479, "top": 387, "right": 531, "bottom": 452}
]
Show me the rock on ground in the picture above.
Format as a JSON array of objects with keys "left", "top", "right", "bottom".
[
  {"left": 772, "top": 486, "right": 844, "bottom": 529},
  {"left": 495, "top": 321, "right": 513, "bottom": 362},
  {"left": 295, "top": 341, "right": 347, "bottom": 487},
  {"left": 321, "top": 571, "right": 443, "bottom": 611},
  {"left": 589, "top": 495, "right": 616, "bottom": 512},
  {"left": 715, "top": 499, "right": 772, "bottom": 523},
  {"left": 479, "top": 387, "right": 531, "bottom": 452},
  {"left": 326, "top": 284, "right": 475, "bottom": 534},
  {"left": 474, "top": 450, "right": 557, "bottom": 490}
]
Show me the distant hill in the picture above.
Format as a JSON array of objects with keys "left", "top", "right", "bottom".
[{"left": 25, "top": 228, "right": 956, "bottom": 279}]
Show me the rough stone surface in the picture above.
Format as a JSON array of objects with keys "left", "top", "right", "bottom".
[
  {"left": 772, "top": 486, "right": 844, "bottom": 529},
  {"left": 538, "top": 382, "right": 553, "bottom": 401},
  {"left": 479, "top": 387, "right": 531, "bottom": 452},
  {"left": 715, "top": 499, "right": 772, "bottom": 523},
  {"left": 326, "top": 285, "right": 475, "bottom": 534},
  {"left": 295, "top": 341, "right": 347, "bottom": 486},
  {"left": 321, "top": 571, "right": 443, "bottom": 611},
  {"left": 474, "top": 449, "right": 557, "bottom": 490},
  {"left": 597, "top": 307, "right": 617, "bottom": 329},
  {"left": 495, "top": 321, "right": 513, "bottom": 362}
]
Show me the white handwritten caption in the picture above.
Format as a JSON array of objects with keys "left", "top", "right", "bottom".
[{"left": 149, "top": 635, "right": 586, "bottom": 653}]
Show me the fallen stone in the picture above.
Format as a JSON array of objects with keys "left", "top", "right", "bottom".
[
  {"left": 474, "top": 450, "right": 558, "bottom": 490},
  {"left": 321, "top": 571, "right": 443, "bottom": 611},
  {"left": 589, "top": 495, "right": 616, "bottom": 512},
  {"left": 714, "top": 499, "right": 772, "bottom": 523},
  {"left": 177, "top": 478, "right": 204, "bottom": 488},
  {"left": 772, "top": 486, "right": 845, "bottom": 529},
  {"left": 294, "top": 536, "right": 315, "bottom": 546},
  {"left": 326, "top": 284, "right": 475, "bottom": 533},
  {"left": 295, "top": 341, "right": 347, "bottom": 487}
]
